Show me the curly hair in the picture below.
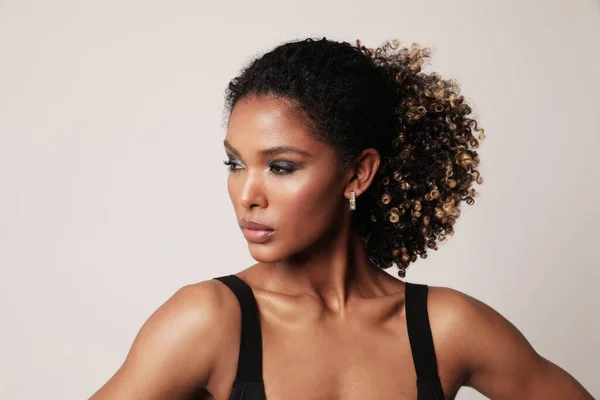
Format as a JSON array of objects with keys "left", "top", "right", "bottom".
[{"left": 224, "top": 37, "right": 485, "bottom": 278}]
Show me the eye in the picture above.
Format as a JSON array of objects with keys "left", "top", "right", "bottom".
[
  {"left": 268, "top": 161, "right": 295, "bottom": 175},
  {"left": 223, "top": 160, "right": 242, "bottom": 171}
]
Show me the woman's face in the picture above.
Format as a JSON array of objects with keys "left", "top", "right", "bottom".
[{"left": 224, "top": 95, "right": 350, "bottom": 263}]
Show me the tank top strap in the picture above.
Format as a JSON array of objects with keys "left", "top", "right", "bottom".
[
  {"left": 405, "top": 282, "right": 441, "bottom": 385},
  {"left": 213, "top": 274, "right": 264, "bottom": 384}
]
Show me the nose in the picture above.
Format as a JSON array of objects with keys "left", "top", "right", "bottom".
[{"left": 239, "top": 169, "right": 267, "bottom": 210}]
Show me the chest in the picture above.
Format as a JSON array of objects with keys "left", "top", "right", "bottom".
[
  {"left": 212, "top": 316, "right": 461, "bottom": 400},
  {"left": 263, "top": 337, "right": 420, "bottom": 399}
]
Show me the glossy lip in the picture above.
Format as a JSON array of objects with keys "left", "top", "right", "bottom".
[
  {"left": 239, "top": 218, "right": 275, "bottom": 243},
  {"left": 239, "top": 218, "right": 274, "bottom": 231},
  {"left": 241, "top": 228, "right": 275, "bottom": 243}
]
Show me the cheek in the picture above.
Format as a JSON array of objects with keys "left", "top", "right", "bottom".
[
  {"left": 226, "top": 175, "right": 241, "bottom": 214},
  {"left": 273, "top": 175, "right": 341, "bottom": 236}
]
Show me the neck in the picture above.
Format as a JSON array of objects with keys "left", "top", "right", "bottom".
[{"left": 267, "top": 223, "right": 393, "bottom": 317}]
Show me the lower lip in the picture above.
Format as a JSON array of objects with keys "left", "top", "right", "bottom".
[{"left": 241, "top": 228, "right": 275, "bottom": 243}]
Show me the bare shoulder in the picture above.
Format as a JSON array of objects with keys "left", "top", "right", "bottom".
[
  {"left": 425, "top": 285, "right": 594, "bottom": 399},
  {"left": 424, "top": 284, "right": 530, "bottom": 368},
  {"left": 425, "top": 285, "right": 501, "bottom": 338},
  {"left": 413, "top": 285, "right": 488, "bottom": 393},
  {"left": 90, "top": 279, "right": 242, "bottom": 399},
  {"left": 162, "top": 279, "right": 243, "bottom": 349}
]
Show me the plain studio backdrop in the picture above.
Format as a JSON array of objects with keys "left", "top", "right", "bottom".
[{"left": 1, "top": 0, "right": 599, "bottom": 398}]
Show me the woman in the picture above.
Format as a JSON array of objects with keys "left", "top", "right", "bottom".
[{"left": 90, "top": 38, "right": 594, "bottom": 399}]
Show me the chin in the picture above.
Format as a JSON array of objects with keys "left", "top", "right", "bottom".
[
  {"left": 248, "top": 242, "right": 298, "bottom": 264},
  {"left": 246, "top": 243, "right": 290, "bottom": 264}
]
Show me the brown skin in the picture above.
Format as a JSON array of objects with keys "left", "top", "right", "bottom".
[{"left": 90, "top": 96, "right": 594, "bottom": 399}]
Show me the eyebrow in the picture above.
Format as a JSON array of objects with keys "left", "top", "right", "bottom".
[{"left": 224, "top": 140, "right": 312, "bottom": 158}]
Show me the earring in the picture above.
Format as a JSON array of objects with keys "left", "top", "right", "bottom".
[{"left": 349, "top": 191, "right": 356, "bottom": 210}]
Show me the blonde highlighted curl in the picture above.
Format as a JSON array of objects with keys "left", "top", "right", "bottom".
[{"left": 355, "top": 39, "right": 485, "bottom": 277}]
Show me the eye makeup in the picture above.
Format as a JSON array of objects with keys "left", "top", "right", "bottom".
[
  {"left": 222, "top": 157, "right": 300, "bottom": 175},
  {"left": 223, "top": 159, "right": 243, "bottom": 171},
  {"left": 267, "top": 160, "right": 296, "bottom": 175}
]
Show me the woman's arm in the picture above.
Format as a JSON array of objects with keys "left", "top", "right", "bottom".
[
  {"left": 89, "top": 280, "right": 229, "bottom": 399},
  {"left": 432, "top": 287, "right": 595, "bottom": 400}
]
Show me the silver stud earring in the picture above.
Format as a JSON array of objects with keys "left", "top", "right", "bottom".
[{"left": 349, "top": 191, "right": 356, "bottom": 210}]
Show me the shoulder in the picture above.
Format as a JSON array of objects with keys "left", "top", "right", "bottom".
[
  {"left": 139, "top": 279, "right": 242, "bottom": 368},
  {"left": 90, "top": 278, "right": 243, "bottom": 398},
  {"left": 424, "top": 285, "right": 553, "bottom": 397},
  {"left": 169, "top": 278, "right": 242, "bottom": 326},
  {"left": 155, "top": 278, "right": 244, "bottom": 368},
  {"left": 147, "top": 278, "right": 241, "bottom": 341},
  {"left": 411, "top": 285, "right": 487, "bottom": 387},
  {"left": 425, "top": 284, "right": 497, "bottom": 333},
  {"left": 424, "top": 284, "right": 527, "bottom": 362}
]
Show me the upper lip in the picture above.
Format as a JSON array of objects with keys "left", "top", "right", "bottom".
[{"left": 239, "top": 218, "right": 274, "bottom": 231}]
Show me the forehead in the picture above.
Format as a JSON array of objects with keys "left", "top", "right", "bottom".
[{"left": 225, "top": 96, "right": 329, "bottom": 156}]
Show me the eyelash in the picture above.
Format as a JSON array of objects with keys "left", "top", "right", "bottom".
[
  {"left": 223, "top": 160, "right": 239, "bottom": 171},
  {"left": 222, "top": 160, "right": 295, "bottom": 175}
]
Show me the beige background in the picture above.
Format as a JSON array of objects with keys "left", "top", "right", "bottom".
[{"left": 1, "top": 0, "right": 599, "bottom": 398}]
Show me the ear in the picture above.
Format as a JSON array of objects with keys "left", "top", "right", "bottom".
[{"left": 344, "top": 148, "right": 380, "bottom": 199}]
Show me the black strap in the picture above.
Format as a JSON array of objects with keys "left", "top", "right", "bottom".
[
  {"left": 405, "top": 282, "right": 440, "bottom": 384},
  {"left": 213, "top": 275, "right": 264, "bottom": 383}
]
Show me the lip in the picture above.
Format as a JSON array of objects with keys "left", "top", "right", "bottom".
[
  {"left": 239, "top": 218, "right": 275, "bottom": 243},
  {"left": 239, "top": 218, "right": 274, "bottom": 231},
  {"left": 241, "top": 228, "right": 275, "bottom": 243}
]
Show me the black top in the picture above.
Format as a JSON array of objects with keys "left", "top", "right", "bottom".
[{"left": 212, "top": 274, "right": 446, "bottom": 400}]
